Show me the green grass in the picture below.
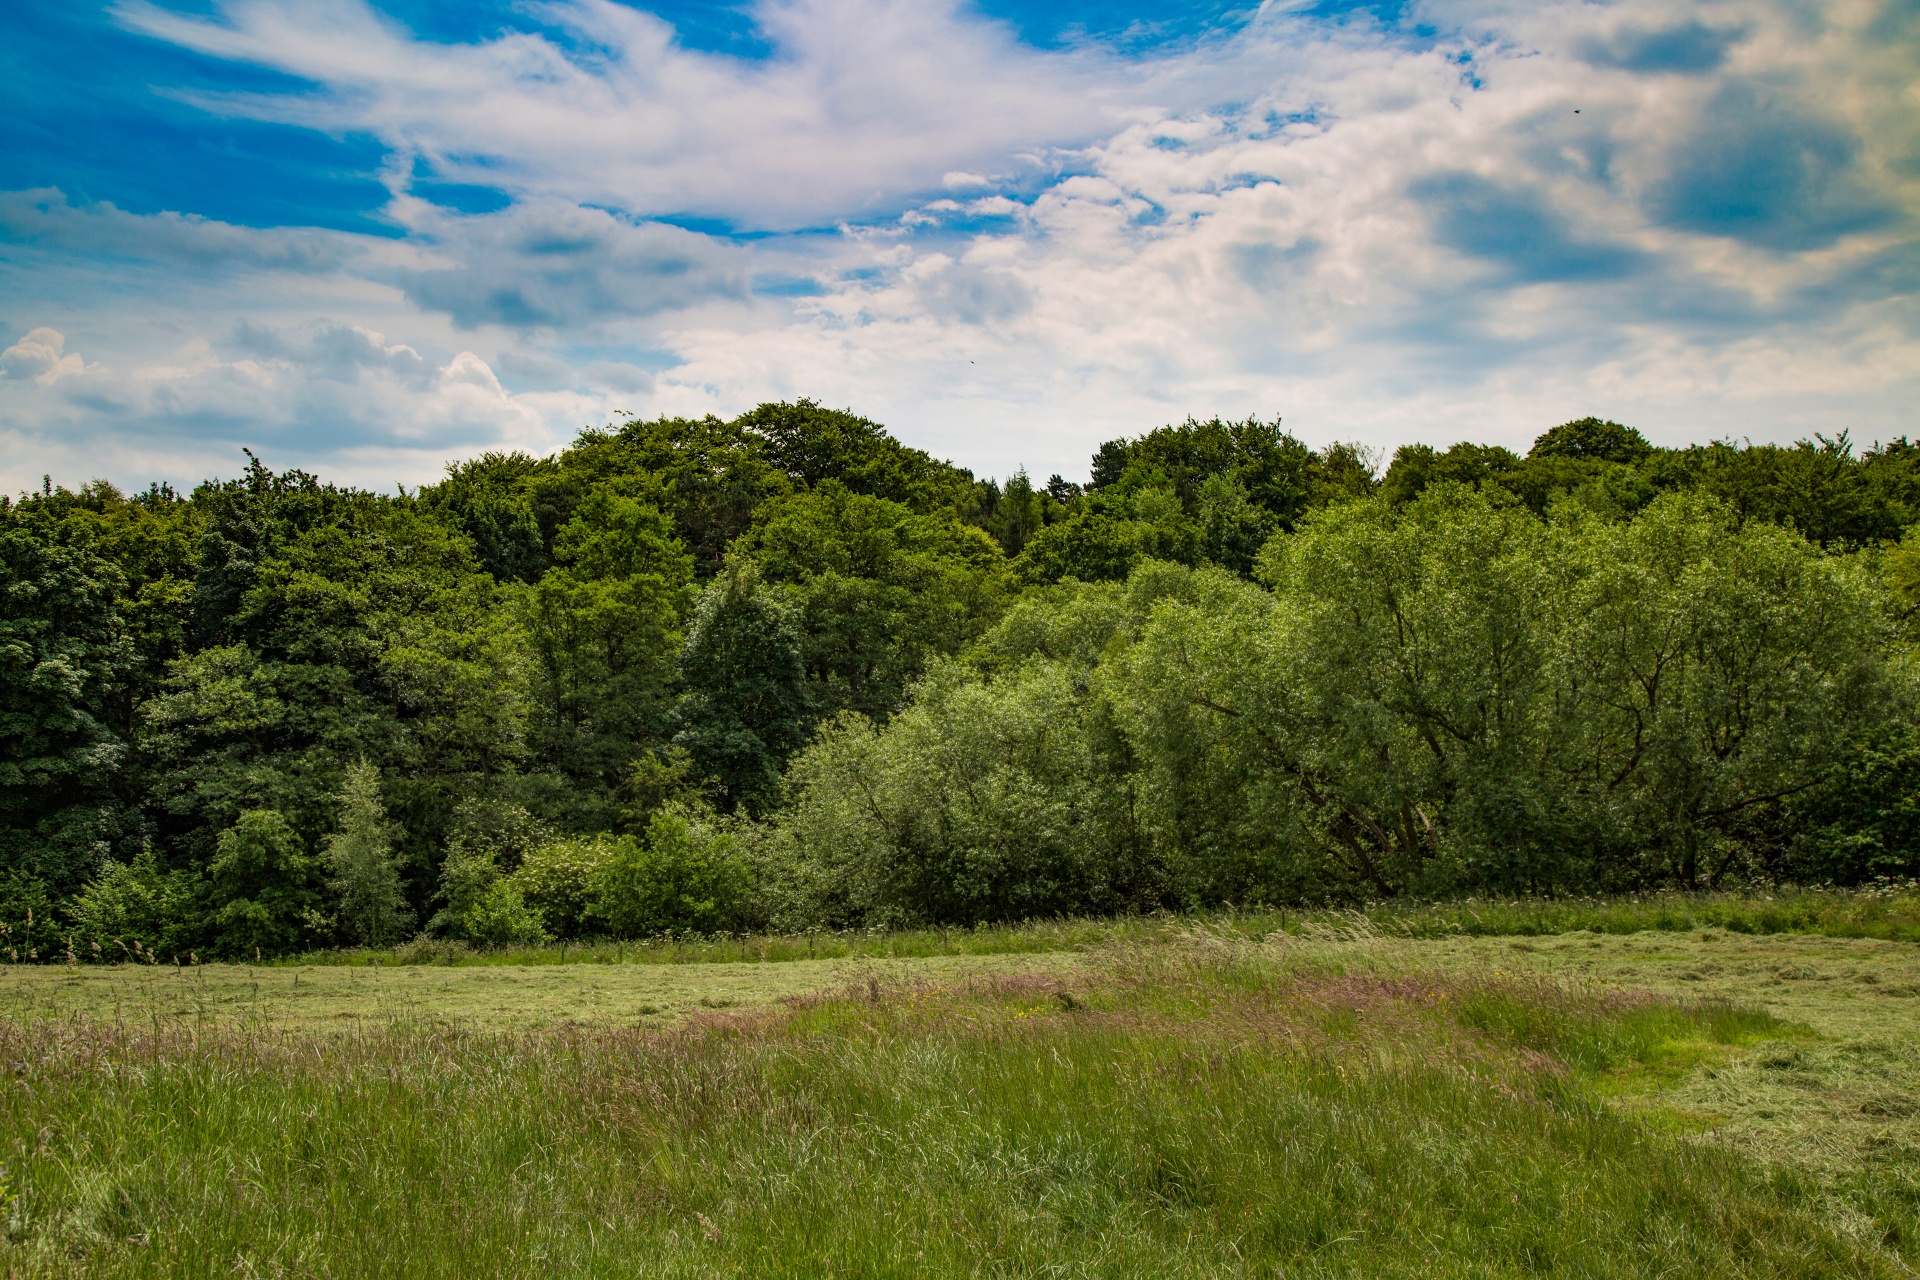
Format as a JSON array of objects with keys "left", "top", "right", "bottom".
[
  {"left": 0, "top": 945, "right": 1909, "bottom": 1278},
  {"left": 266, "top": 886, "right": 1920, "bottom": 971}
]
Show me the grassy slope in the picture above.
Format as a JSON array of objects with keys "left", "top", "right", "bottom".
[{"left": 2, "top": 930, "right": 1918, "bottom": 1277}]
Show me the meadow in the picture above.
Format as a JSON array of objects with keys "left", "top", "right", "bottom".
[{"left": 3, "top": 899, "right": 1919, "bottom": 1277}]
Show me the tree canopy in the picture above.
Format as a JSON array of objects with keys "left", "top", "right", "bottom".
[{"left": 6, "top": 403, "right": 1920, "bottom": 953}]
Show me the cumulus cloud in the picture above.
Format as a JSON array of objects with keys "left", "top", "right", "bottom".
[
  {"left": 0, "top": 321, "right": 609, "bottom": 493},
  {"left": 0, "top": 329, "right": 86, "bottom": 384},
  {"left": 112, "top": 0, "right": 1133, "bottom": 230}
]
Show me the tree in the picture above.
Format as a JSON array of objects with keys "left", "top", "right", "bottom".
[
  {"left": 735, "top": 483, "right": 1014, "bottom": 723},
  {"left": 672, "top": 564, "right": 811, "bottom": 813},
  {"left": 522, "top": 486, "right": 695, "bottom": 798},
  {"left": 421, "top": 451, "right": 550, "bottom": 583},
  {"left": 205, "top": 809, "right": 323, "bottom": 958},
  {"left": 584, "top": 811, "right": 747, "bottom": 937},
  {"left": 1012, "top": 509, "right": 1141, "bottom": 585},
  {"left": 0, "top": 505, "right": 132, "bottom": 896},
  {"left": 65, "top": 846, "right": 196, "bottom": 961},
  {"left": 1529, "top": 417, "right": 1653, "bottom": 465},
  {"left": 770, "top": 659, "right": 1155, "bottom": 928},
  {"left": 427, "top": 799, "right": 549, "bottom": 944},
  {"left": 324, "top": 760, "right": 410, "bottom": 945}
]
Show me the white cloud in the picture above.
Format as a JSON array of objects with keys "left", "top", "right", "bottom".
[{"left": 0, "top": 328, "right": 86, "bottom": 385}]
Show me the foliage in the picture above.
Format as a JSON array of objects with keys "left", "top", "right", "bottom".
[
  {"left": 736, "top": 482, "right": 1013, "bottom": 722},
  {"left": 322, "top": 760, "right": 409, "bottom": 946},
  {"left": 583, "top": 810, "right": 749, "bottom": 936},
  {"left": 6, "top": 406, "right": 1920, "bottom": 958},
  {"left": 770, "top": 658, "right": 1155, "bottom": 928},
  {"left": 672, "top": 564, "right": 811, "bottom": 813},
  {"left": 0, "top": 503, "right": 131, "bottom": 894},
  {"left": 509, "top": 835, "right": 610, "bottom": 939},
  {"left": 64, "top": 846, "right": 197, "bottom": 960},
  {"left": 428, "top": 799, "right": 550, "bottom": 945},
  {"left": 205, "top": 809, "right": 323, "bottom": 958}
]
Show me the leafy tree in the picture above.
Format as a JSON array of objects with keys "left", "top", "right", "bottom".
[
  {"left": 1196, "top": 475, "right": 1278, "bottom": 577},
  {"left": 0, "top": 502, "right": 132, "bottom": 895},
  {"left": 522, "top": 485, "right": 695, "bottom": 799},
  {"left": 672, "top": 565, "right": 811, "bottom": 813},
  {"left": 736, "top": 483, "right": 1013, "bottom": 722},
  {"left": 0, "top": 871, "right": 64, "bottom": 962},
  {"left": 1529, "top": 417, "right": 1654, "bottom": 465},
  {"left": 205, "top": 809, "right": 323, "bottom": 958},
  {"left": 421, "top": 451, "right": 549, "bottom": 582},
  {"left": 770, "top": 659, "right": 1155, "bottom": 928},
  {"left": 735, "top": 399, "right": 974, "bottom": 513},
  {"left": 1555, "top": 492, "right": 1893, "bottom": 886},
  {"left": 1012, "top": 509, "right": 1140, "bottom": 585},
  {"left": 324, "top": 760, "right": 410, "bottom": 945},
  {"left": 427, "top": 799, "right": 550, "bottom": 944},
  {"left": 1089, "top": 417, "right": 1335, "bottom": 529},
  {"left": 510, "top": 836, "right": 612, "bottom": 939}
]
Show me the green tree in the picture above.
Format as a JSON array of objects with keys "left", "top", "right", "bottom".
[
  {"left": 736, "top": 483, "right": 1013, "bottom": 723},
  {"left": 510, "top": 836, "right": 612, "bottom": 939},
  {"left": 421, "top": 451, "right": 550, "bottom": 583},
  {"left": 770, "top": 656, "right": 1157, "bottom": 929},
  {"left": 522, "top": 485, "right": 695, "bottom": 801},
  {"left": 65, "top": 846, "right": 196, "bottom": 961},
  {"left": 427, "top": 801, "right": 550, "bottom": 946},
  {"left": 0, "top": 502, "right": 133, "bottom": 896},
  {"left": 1529, "top": 417, "right": 1654, "bottom": 465},
  {"left": 324, "top": 760, "right": 410, "bottom": 945},
  {"left": 672, "top": 565, "right": 811, "bottom": 813},
  {"left": 205, "top": 809, "right": 323, "bottom": 958}
]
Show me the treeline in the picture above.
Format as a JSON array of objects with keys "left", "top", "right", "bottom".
[{"left": 5, "top": 404, "right": 1920, "bottom": 958}]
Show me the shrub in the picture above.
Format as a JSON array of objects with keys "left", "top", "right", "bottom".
[
  {"left": 585, "top": 811, "right": 748, "bottom": 937},
  {"left": 64, "top": 847, "right": 197, "bottom": 960},
  {"left": 512, "top": 837, "right": 612, "bottom": 939},
  {"left": 429, "top": 840, "right": 548, "bottom": 946}
]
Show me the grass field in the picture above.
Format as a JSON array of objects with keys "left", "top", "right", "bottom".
[{"left": 2, "top": 908, "right": 1918, "bottom": 1276}]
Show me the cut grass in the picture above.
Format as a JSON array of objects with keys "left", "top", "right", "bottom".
[
  {"left": 256, "top": 886, "right": 1920, "bottom": 971},
  {"left": 0, "top": 948, "right": 1900, "bottom": 1278}
]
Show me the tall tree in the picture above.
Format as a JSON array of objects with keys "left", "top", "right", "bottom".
[
  {"left": 324, "top": 760, "right": 410, "bottom": 945},
  {"left": 672, "top": 564, "right": 810, "bottom": 814}
]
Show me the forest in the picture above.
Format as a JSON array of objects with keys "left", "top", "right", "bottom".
[{"left": 6, "top": 402, "right": 1920, "bottom": 960}]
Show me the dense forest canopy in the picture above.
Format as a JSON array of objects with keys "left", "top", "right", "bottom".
[{"left": 5, "top": 402, "right": 1920, "bottom": 958}]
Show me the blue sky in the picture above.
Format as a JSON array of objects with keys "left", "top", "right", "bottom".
[{"left": 1, "top": 0, "right": 1915, "bottom": 490}]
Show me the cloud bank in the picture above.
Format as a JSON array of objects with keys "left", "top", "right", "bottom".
[{"left": 1, "top": 0, "right": 1914, "bottom": 491}]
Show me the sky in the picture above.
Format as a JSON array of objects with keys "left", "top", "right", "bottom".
[{"left": 1, "top": 0, "right": 1916, "bottom": 492}]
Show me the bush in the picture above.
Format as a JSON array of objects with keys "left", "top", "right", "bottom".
[
  {"left": 0, "top": 870, "right": 65, "bottom": 961},
  {"left": 429, "top": 840, "right": 548, "bottom": 946},
  {"left": 64, "top": 847, "right": 197, "bottom": 960},
  {"left": 512, "top": 837, "right": 612, "bottom": 939},
  {"left": 585, "top": 811, "right": 748, "bottom": 937}
]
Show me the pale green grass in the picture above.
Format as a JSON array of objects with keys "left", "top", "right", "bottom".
[
  {"left": 0, "top": 951, "right": 1076, "bottom": 1030},
  {"left": 5, "top": 925, "right": 1918, "bottom": 1275},
  {"left": 0, "top": 947, "right": 1893, "bottom": 1278}
]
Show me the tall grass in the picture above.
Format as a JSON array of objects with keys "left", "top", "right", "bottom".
[
  {"left": 280, "top": 884, "right": 1920, "bottom": 969},
  {"left": 0, "top": 950, "right": 1904, "bottom": 1277}
]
